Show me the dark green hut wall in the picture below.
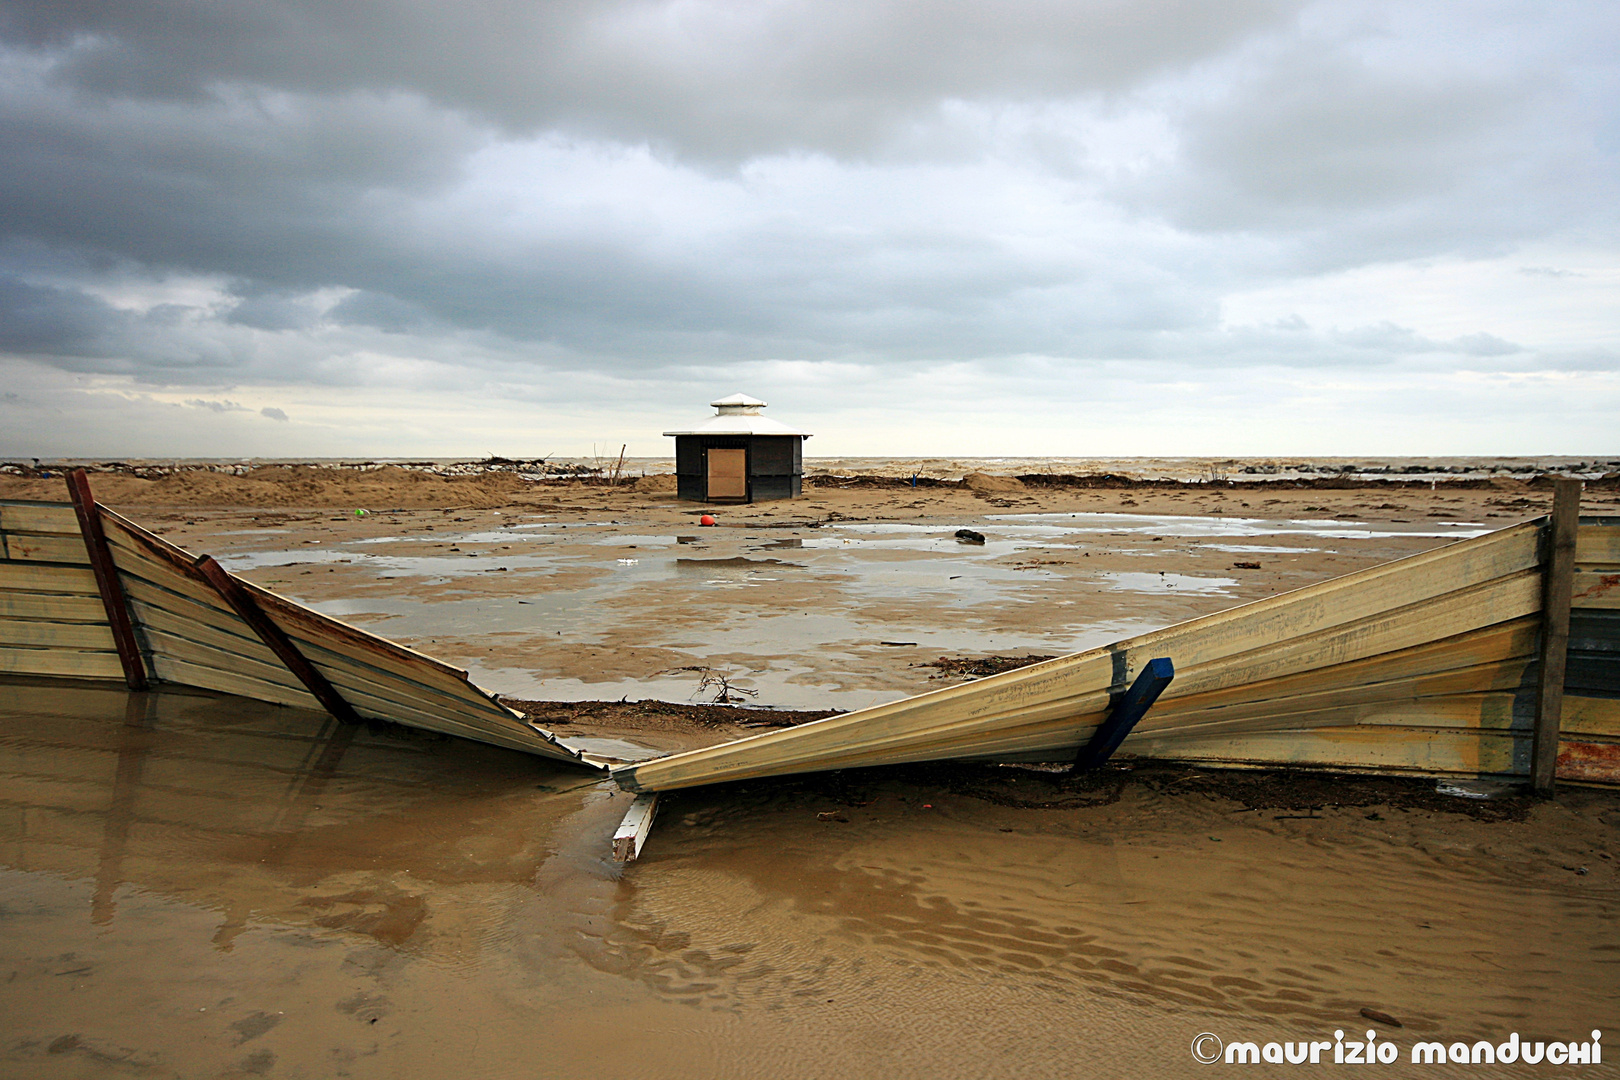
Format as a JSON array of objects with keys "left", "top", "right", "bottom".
[{"left": 672, "top": 435, "right": 804, "bottom": 502}]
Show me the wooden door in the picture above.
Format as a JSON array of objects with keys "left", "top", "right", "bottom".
[{"left": 706, "top": 448, "right": 748, "bottom": 501}]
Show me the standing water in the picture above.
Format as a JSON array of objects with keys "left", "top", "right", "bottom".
[{"left": 2, "top": 679, "right": 1614, "bottom": 1078}]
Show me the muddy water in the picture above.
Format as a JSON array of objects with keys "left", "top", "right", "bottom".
[{"left": 4, "top": 681, "right": 1617, "bottom": 1078}]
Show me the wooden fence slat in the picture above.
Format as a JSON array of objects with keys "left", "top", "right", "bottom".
[
  {"left": 0, "top": 533, "right": 92, "bottom": 565},
  {"left": 0, "top": 502, "right": 80, "bottom": 535},
  {"left": 0, "top": 592, "right": 109, "bottom": 622},
  {"left": 1575, "top": 524, "right": 1620, "bottom": 566},
  {"left": 1570, "top": 571, "right": 1620, "bottom": 609},
  {"left": 0, "top": 562, "right": 101, "bottom": 596},
  {"left": 0, "top": 619, "right": 119, "bottom": 651}
]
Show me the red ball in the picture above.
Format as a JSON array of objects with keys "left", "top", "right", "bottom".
[{"left": 699, "top": 514, "right": 716, "bottom": 526}]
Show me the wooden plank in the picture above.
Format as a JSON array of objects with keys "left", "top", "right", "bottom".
[
  {"left": 0, "top": 646, "right": 126, "bottom": 680},
  {"left": 0, "top": 532, "right": 90, "bottom": 564},
  {"left": 127, "top": 585, "right": 527, "bottom": 733},
  {"left": 99, "top": 510, "right": 576, "bottom": 759},
  {"left": 1561, "top": 694, "right": 1620, "bottom": 739},
  {"left": 0, "top": 619, "right": 117, "bottom": 651},
  {"left": 294, "top": 641, "right": 534, "bottom": 730},
  {"left": 1142, "top": 658, "right": 1537, "bottom": 740},
  {"left": 1555, "top": 739, "right": 1620, "bottom": 785},
  {"left": 146, "top": 655, "right": 323, "bottom": 710},
  {"left": 141, "top": 626, "right": 314, "bottom": 699},
  {"left": 612, "top": 792, "right": 660, "bottom": 862},
  {"left": 0, "top": 562, "right": 101, "bottom": 596},
  {"left": 0, "top": 502, "right": 79, "bottom": 535},
  {"left": 1533, "top": 480, "right": 1581, "bottom": 792},
  {"left": 193, "top": 555, "right": 359, "bottom": 724},
  {"left": 1576, "top": 524, "right": 1620, "bottom": 567},
  {"left": 1156, "top": 570, "right": 1542, "bottom": 703},
  {"left": 1145, "top": 616, "right": 1538, "bottom": 723},
  {"left": 66, "top": 471, "right": 149, "bottom": 691},
  {"left": 1570, "top": 571, "right": 1620, "bottom": 608},
  {"left": 1126, "top": 725, "right": 1527, "bottom": 777},
  {"left": 0, "top": 591, "right": 109, "bottom": 622},
  {"left": 128, "top": 594, "right": 287, "bottom": 666}
]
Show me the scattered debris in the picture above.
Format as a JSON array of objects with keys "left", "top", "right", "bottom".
[
  {"left": 1360, "top": 1008, "right": 1403, "bottom": 1028},
  {"left": 923, "top": 655, "right": 1057, "bottom": 679}
]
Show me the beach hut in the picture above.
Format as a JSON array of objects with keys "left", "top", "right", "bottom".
[{"left": 664, "top": 393, "right": 811, "bottom": 503}]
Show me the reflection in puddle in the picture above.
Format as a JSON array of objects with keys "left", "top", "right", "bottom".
[
  {"left": 1098, "top": 571, "right": 1240, "bottom": 595},
  {"left": 986, "top": 510, "right": 1494, "bottom": 540}
]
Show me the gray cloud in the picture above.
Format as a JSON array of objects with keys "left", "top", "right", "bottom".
[
  {"left": 0, "top": 0, "right": 1614, "bottom": 453},
  {"left": 3, "top": 1, "right": 1298, "bottom": 159}
]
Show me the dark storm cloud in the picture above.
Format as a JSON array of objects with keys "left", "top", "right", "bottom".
[
  {"left": 0, "top": 0, "right": 1613, "bottom": 415},
  {"left": 1, "top": 0, "right": 1296, "bottom": 158}
]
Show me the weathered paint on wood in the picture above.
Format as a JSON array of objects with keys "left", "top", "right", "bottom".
[
  {"left": 0, "top": 645, "right": 126, "bottom": 679},
  {"left": 0, "top": 532, "right": 91, "bottom": 564},
  {"left": 0, "top": 502, "right": 80, "bottom": 535},
  {"left": 1570, "top": 571, "right": 1620, "bottom": 608},
  {"left": 0, "top": 619, "right": 119, "bottom": 651},
  {"left": 0, "top": 591, "right": 110, "bottom": 622},
  {"left": 0, "top": 562, "right": 101, "bottom": 596},
  {"left": 1575, "top": 524, "right": 1620, "bottom": 566}
]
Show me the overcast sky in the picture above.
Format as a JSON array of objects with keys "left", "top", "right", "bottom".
[{"left": 0, "top": 0, "right": 1615, "bottom": 459}]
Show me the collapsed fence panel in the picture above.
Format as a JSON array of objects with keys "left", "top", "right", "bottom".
[
  {"left": 0, "top": 492, "right": 590, "bottom": 767},
  {"left": 617, "top": 514, "right": 1619, "bottom": 792}
]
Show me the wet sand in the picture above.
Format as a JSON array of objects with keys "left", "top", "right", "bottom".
[{"left": 0, "top": 681, "right": 1615, "bottom": 1078}]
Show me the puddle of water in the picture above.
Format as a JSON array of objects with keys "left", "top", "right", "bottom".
[
  {"left": 1098, "top": 571, "right": 1241, "bottom": 595},
  {"left": 986, "top": 511, "right": 1495, "bottom": 540}
]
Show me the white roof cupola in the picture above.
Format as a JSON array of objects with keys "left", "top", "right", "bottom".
[{"left": 663, "top": 392, "right": 812, "bottom": 438}]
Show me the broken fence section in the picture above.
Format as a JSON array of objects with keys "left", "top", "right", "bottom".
[
  {"left": 616, "top": 490, "right": 1618, "bottom": 793},
  {"left": 0, "top": 478, "right": 589, "bottom": 766}
]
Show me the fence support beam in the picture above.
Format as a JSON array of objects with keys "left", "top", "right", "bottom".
[
  {"left": 65, "top": 469, "right": 148, "bottom": 691},
  {"left": 1531, "top": 479, "right": 1582, "bottom": 794},
  {"left": 193, "top": 555, "right": 359, "bottom": 724},
  {"left": 1074, "top": 657, "right": 1174, "bottom": 772}
]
